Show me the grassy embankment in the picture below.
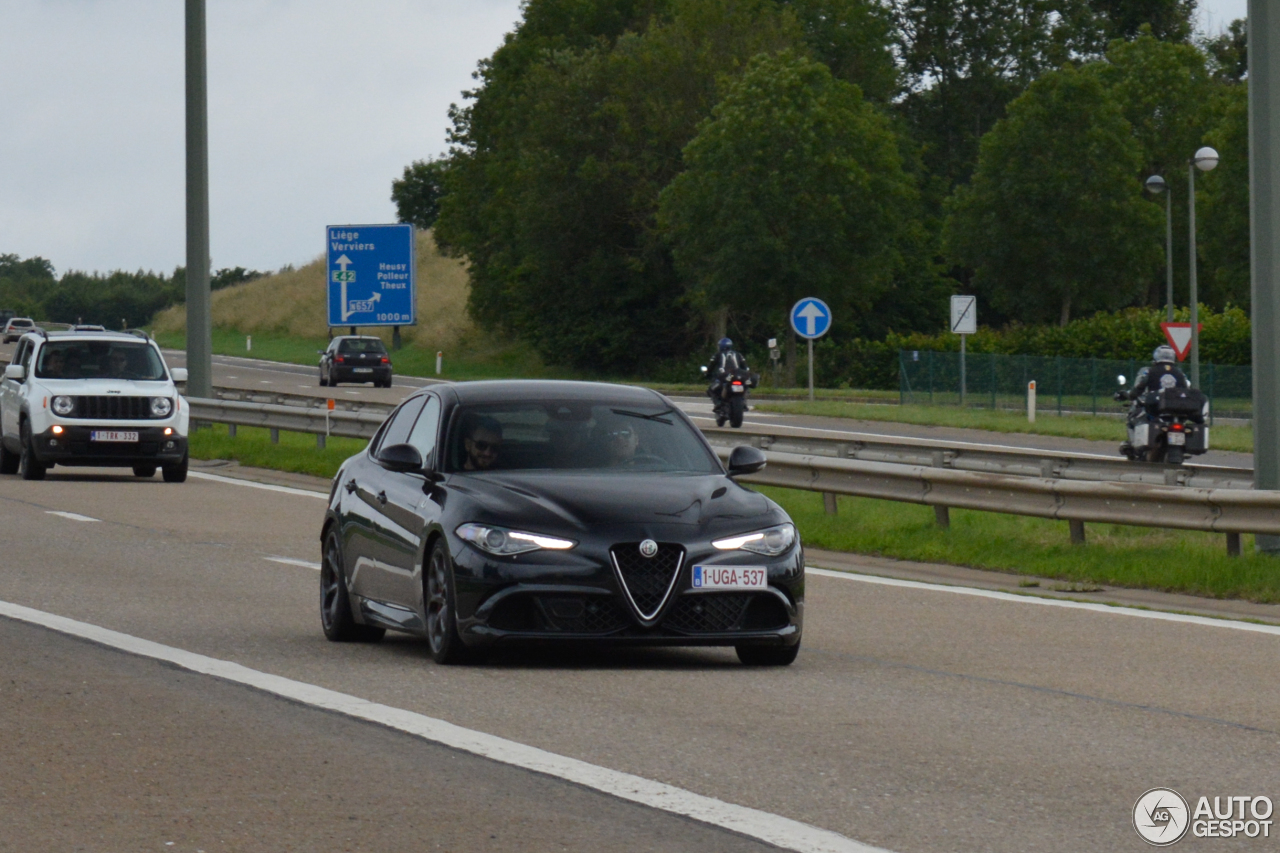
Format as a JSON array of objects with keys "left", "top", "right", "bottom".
[
  {"left": 755, "top": 400, "right": 1254, "bottom": 453},
  {"left": 192, "top": 425, "right": 1280, "bottom": 603}
]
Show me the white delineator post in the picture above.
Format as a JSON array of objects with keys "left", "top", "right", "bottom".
[
  {"left": 436, "top": 351, "right": 443, "bottom": 375},
  {"left": 1027, "top": 381, "right": 1037, "bottom": 423},
  {"left": 246, "top": 335, "right": 251, "bottom": 352}
]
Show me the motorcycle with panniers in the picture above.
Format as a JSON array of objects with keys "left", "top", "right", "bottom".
[
  {"left": 701, "top": 363, "right": 758, "bottom": 428},
  {"left": 1114, "top": 374, "right": 1210, "bottom": 465}
]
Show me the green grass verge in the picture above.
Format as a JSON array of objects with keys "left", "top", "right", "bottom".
[
  {"left": 189, "top": 424, "right": 1279, "bottom": 603},
  {"left": 755, "top": 400, "right": 1253, "bottom": 453},
  {"left": 760, "top": 485, "right": 1280, "bottom": 603},
  {"left": 189, "top": 423, "right": 363, "bottom": 479}
]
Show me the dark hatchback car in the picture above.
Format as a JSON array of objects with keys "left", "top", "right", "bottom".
[
  {"left": 319, "top": 336, "right": 393, "bottom": 387},
  {"left": 320, "top": 380, "right": 803, "bottom": 665}
]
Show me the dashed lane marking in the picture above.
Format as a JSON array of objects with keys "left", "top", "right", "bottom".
[
  {"left": 0, "top": 600, "right": 887, "bottom": 853},
  {"left": 45, "top": 511, "right": 100, "bottom": 523}
]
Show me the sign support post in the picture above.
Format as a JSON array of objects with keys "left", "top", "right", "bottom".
[
  {"left": 789, "top": 298, "right": 832, "bottom": 403},
  {"left": 951, "top": 296, "right": 977, "bottom": 407},
  {"left": 184, "top": 0, "right": 212, "bottom": 399},
  {"left": 1250, "top": 0, "right": 1280, "bottom": 552}
]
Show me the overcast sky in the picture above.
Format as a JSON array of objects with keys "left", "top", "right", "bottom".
[{"left": 0, "top": 0, "right": 1251, "bottom": 278}]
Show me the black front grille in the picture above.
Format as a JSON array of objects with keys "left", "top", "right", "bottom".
[
  {"left": 664, "top": 594, "right": 753, "bottom": 633},
  {"left": 72, "top": 396, "right": 158, "bottom": 420},
  {"left": 611, "top": 542, "right": 684, "bottom": 620},
  {"left": 535, "top": 595, "right": 629, "bottom": 634}
]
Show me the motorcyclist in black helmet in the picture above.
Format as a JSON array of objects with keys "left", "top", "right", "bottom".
[
  {"left": 706, "top": 337, "right": 749, "bottom": 400},
  {"left": 1115, "top": 345, "right": 1188, "bottom": 406}
]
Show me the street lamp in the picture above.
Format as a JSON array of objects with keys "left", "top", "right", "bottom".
[
  {"left": 1188, "top": 146, "right": 1219, "bottom": 388},
  {"left": 1145, "top": 174, "right": 1173, "bottom": 323}
]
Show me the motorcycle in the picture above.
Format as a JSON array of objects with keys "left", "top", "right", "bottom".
[
  {"left": 1114, "top": 374, "right": 1210, "bottom": 465},
  {"left": 701, "top": 364, "right": 757, "bottom": 428}
]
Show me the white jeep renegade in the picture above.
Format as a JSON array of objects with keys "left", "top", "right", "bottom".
[{"left": 0, "top": 330, "right": 190, "bottom": 481}]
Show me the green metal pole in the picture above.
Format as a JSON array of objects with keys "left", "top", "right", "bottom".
[
  {"left": 1250, "top": 0, "right": 1280, "bottom": 552},
  {"left": 185, "top": 0, "right": 213, "bottom": 398},
  {"left": 1166, "top": 189, "right": 1174, "bottom": 322}
]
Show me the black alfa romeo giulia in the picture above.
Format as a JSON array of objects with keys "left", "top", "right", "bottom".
[{"left": 320, "top": 380, "right": 803, "bottom": 665}]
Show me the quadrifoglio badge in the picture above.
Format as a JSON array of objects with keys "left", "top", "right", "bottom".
[{"left": 1133, "top": 788, "right": 1274, "bottom": 845}]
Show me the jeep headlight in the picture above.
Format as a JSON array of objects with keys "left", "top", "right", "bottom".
[
  {"left": 51, "top": 395, "right": 74, "bottom": 416},
  {"left": 150, "top": 396, "right": 173, "bottom": 418},
  {"left": 456, "top": 523, "right": 575, "bottom": 556},
  {"left": 712, "top": 523, "right": 796, "bottom": 556}
]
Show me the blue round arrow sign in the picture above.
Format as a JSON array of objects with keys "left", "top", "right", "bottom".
[{"left": 790, "top": 297, "right": 832, "bottom": 340}]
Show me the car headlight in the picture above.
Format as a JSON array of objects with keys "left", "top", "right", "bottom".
[
  {"left": 455, "top": 523, "right": 576, "bottom": 556},
  {"left": 712, "top": 523, "right": 796, "bottom": 556},
  {"left": 51, "top": 395, "right": 74, "bottom": 416},
  {"left": 150, "top": 397, "right": 173, "bottom": 418}
]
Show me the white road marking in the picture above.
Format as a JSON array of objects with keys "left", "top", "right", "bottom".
[
  {"left": 0, "top": 600, "right": 887, "bottom": 853},
  {"left": 188, "top": 471, "right": 328, "bottom": 499},
  {"left": 807, "top": 567, "right": 1280, "bottom": 637},
  {"left": 264, "top": 556, "right": 320, "bottom": 570},
  {"left": 225, "top": 375, "right": 238, "bottom": 379},
  {"left": 45, "top": 511, "right": 100, "bottom": 523},
  {"left": 191, "top": 468, "right": 1279, "bottom": 636}
]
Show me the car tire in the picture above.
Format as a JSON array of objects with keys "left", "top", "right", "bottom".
[
  {"left": 320, "top": 529, "right": 385, "bottom": 643},
  {"left": 384, "top": 376, "right": 393, "bottom": 388},
  {"left": 162, "top": 453, "right": 188, "bottom": 483},
  {"left": 132, "top": 464, "right": 157, "bottom": 478},
  {"left": 19, "top": 422, "right": 46, "bottom": 481},
  {"left": 0, "top": 440, "right": 18, "bottom": 475},
  {"left": 319, "top": 368, "right": 328, "bottom": 387},
  {"left": 729, "top": 395, "right": 745, "bottom": 428},
  {"left": 736, "top": 641, "right": 800, "bottom": 666},
  {"left": 425, "top": 540, "right": 469, "bottom": 664}
]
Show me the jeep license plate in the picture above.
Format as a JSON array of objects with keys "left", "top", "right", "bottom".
[
  {"left": 691, "top": 565, "right": 767, "bottom": 590},
  {"left": 90, "top": 431, "right": 139, "bottom": 443}
]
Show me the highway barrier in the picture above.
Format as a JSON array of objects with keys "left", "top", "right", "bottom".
[{"left": 187, "top": 395, "right": 1267, "bottom": 550}]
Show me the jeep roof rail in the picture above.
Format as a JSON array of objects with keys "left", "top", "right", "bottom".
[{"left": 122, "top": 328, "right": 152, "bottom": 340}]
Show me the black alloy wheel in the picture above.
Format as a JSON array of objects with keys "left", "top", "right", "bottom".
[
  {"left": 320, "top": 529, "right": 384, "bottom": 642},
  {"left": 425, "top": 540, "right": 467, "bottom": 664},
  {"left": 19, "top": 422, "right": 46, "bottom": 481},
  {"left": 132, "top": 464, "right": 157, "bottom": 478},
  {"left": 0, "top": 439, "right": 17, "bottom": 475},
  {"left": 729, "top": 395, "right": 746, "bottom": 428},
  {"left": 736, "top": 641, "right": 800, "bottom": 666}
]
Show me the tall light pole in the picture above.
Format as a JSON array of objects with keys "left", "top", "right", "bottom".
[
  {"left": 1145, "top": 175, "right": 1173, "bottom": 322},
  {"left": 1187, "top": 146, "right": 1218, "bottom": 389},
  {"left": 185, "top": 0, "right": 213, "bottom": 399},
  {"left": 1250, "top": 0, "right": 1280, "bottom": 552}
]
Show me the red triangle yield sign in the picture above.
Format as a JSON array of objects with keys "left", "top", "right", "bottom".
[{"left": 1160, "top": 322, "right": 1202, "bottom": 361}]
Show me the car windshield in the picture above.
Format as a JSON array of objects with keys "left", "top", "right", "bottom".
[
  {"left": 448, "top": 401, "right": 720, "bottom": 474},
  {"left": 338, "top": 339, "right": 386, "bottom": 354},
  {"left": 35, "top": 341, "right": 167, "bottom": 380}
]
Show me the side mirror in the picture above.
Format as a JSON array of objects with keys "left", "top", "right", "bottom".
[
  {"left": 379, "top": 442, "right": 424, "bottom": 473},
  {"left": 171, "top": 367, "right": 188, "bottom": 383},
  {"left": 1117, "top": 374, "right": 1126, "bottom": 386},
  {"left": 726, "top": 445, "right": 767, "bottom": 478},
  {"left": 4, "top": 364, "right": 25, "bottom": 381}
]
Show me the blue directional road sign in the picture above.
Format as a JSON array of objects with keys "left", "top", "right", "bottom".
[
  {"left": 326, "top": 223, "right": 416, "bottom": 327},
  {"left": 790, "top": 297, "right": 832, "bottom": 340}
]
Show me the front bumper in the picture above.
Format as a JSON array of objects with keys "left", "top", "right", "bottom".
[
  {"left": 33, "top": 426, "right": 187, "bottom": 467},
  {"left": 451, "top": 542, "right": 804, "bottom": 648}
]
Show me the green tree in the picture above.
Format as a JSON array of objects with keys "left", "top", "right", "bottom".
[
  {"left": 391, "top": 157, "right": 450, "bottom": 231},
  {"left": 1203, "top": 18, "right": 1247, "bottom": 84},
  {"left": 1200, "top": 81, "right": 1249, "bottom": 308},
  {"left": 1089, "top": 0, "right": 1196, "bottom": 43},
  {"left": 782, "top": 0, "right": 901, "bottom": 101},
  {"left": 945, "top": 65, "right": 1162, "bottom": 325},
  {"left": 658, "top": 51, "right": 918, "bottom": 377}
]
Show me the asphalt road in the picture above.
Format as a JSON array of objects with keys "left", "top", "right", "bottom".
[{"left": 1, "top": 466, "right": 1277, "bottom": 851}]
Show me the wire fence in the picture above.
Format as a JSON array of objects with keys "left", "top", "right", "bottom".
[{"left": 898, "top": 350, "right": 1251, "bottom": 422}]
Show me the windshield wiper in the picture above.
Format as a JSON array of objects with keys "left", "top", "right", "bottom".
[{"left": 611, "top": 407, "right": 676, "bottom": 425}]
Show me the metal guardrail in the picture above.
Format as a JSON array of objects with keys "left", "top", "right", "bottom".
[{"left": 187, "top": 395, "right": 1272, "bottom": 541}]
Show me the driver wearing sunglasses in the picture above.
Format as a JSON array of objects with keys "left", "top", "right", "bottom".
[{"left": 462, "top": 416, "right": 503, "bottom": 471}]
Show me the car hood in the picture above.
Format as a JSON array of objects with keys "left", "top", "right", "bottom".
[{"left": 448, "top": 471, "right": 773, "bottom": 532}]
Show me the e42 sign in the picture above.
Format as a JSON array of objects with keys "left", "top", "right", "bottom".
[{"left": 326, "top": 223, "right": 416, "bottom": 328}]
